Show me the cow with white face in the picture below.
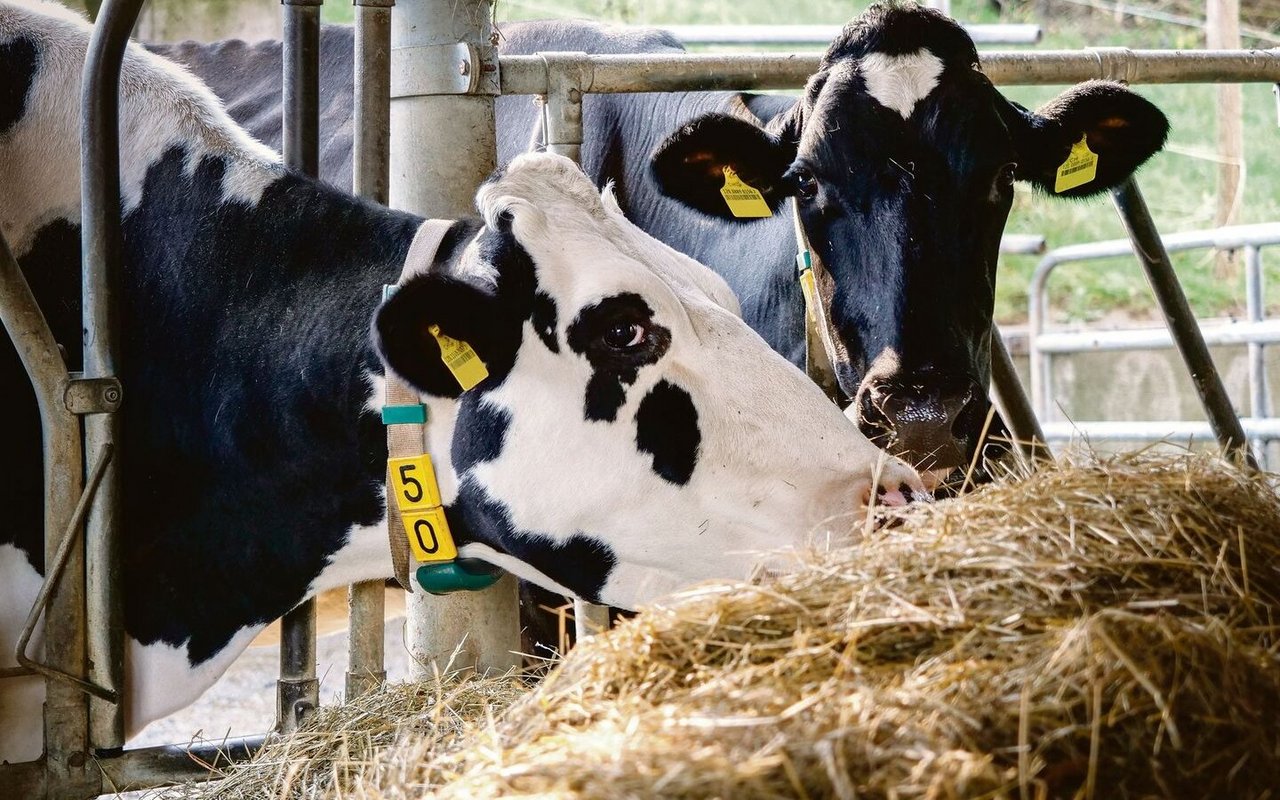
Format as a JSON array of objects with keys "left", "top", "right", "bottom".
[{"left": 0, "top": 1, "right": 920, "bottom": 763}]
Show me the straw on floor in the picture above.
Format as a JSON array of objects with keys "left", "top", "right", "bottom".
[{"left": 169, "top": 452, "right": 1280, "bottom": 800}]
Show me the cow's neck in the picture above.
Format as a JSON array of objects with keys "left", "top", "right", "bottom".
[{"left": 113, "top": 153, "right": 424, "bottom": 665}]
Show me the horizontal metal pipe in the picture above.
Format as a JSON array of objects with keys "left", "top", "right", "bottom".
[
  {"left": 1035, "top": 319, "right": 1280, "bottom": 353},
  {"left": 94, "top": 735, "right": 267, "bottom": 792},
  {"left": 1042, "top": 418, "right": 1280, "bottom": 441},
  {"left": 655, "top": 23, "right": 1042, "bottom": 46},
  {"left": 499, "top": 48, "right": 1280, "bottom": 95}
]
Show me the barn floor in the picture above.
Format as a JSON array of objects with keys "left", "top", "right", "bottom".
[{"left": 132, "top": 587, "right": 412, "bottom": 749}]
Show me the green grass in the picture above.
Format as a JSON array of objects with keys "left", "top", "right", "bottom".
[{"left": 321, "top": 0, "right": 1280, "bottom": 325}]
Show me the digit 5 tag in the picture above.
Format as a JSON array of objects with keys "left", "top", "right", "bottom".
[
  {"left": 388, "top": 455, "right": 442, "bottom": 510},
  {"left": 402, "top": 507, "right": 457, "bottom": 563}
]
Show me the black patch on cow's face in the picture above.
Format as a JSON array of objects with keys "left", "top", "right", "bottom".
[
  {"left": 635, "top": 380, "right": 700, "bottom": 485},
  {"left": 451, "top": 391, "right": 511, "bottom": 472},
  {"left": 531, "top": 290, "right": 559, "bottom": 352},
  {"left": 0, "top": 35, "right": 38, "bottom": 137},
  {"left": 449, "top": 477, "right": 617, "bottom": 604},
  {"left": 566, "top": 293, "right": 671, "bottom": 422}
]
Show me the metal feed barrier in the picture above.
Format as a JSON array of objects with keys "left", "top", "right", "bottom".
[
  {"left": 1029, "top": 223, "right": 1280, "bottom": 465},
  {"left": 2, "top": 0, "right": 1279, "bottom": 792}
]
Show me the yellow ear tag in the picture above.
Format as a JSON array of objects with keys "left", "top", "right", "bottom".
[
  {"left": 428, "top": 325, "right": 489, "bottom": 391},
  {"left": 1054, "top": 135, "right": 1099, "bottom": 193},
  {"left": 719, "top": 166, "right": 773, "bottom": 218}
]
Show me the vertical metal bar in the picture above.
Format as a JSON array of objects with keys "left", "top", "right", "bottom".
[
  {"left": 989, "top": 325, "right": 1050, "bottom": 463},
  {"left": 540, "top": 61, "right": 615, "bottom": 641},
  {"left": 348, "top": 0, "right": 395, "bottom": 698},
  {"left": 80, "top": 0, "right": 145, "bottom": 779},
  {"left": 1110, "top": 179, "right": 1257, "bottom": 468},
  {"left": 1027, "top": 255, "right": 1057, "bottom": 423},
  {"left": 277, "top": 0, "right": 323, "bottom": 734},
  {"left": 391, "top": 0, "right": 522, "bottom": 676},
  {"left": 1245, "top": 244, "right": 1269, "bottom": 467},
  {"left": 0, "top": 231, "right": 84, "bottom": 799}
]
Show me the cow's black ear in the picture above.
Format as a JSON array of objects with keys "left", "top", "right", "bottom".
[
  {"left": 372, "top": 273, "right": 510, "bottom": 398},
  {"left": 650, "top": 113, "right": 796, "bottom": 220},
  {"left": 1007, "top": 80, "right": 1169, "bottom": 198}
]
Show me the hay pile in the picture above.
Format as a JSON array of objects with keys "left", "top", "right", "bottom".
[{"left": 175, "top": 454, "right": 1280, "bottom": 799}]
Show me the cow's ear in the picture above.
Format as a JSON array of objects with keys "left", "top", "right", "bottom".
[
  {"left": 650, "top": 113, "right": 796, "bottom": 220},
  {"left": 1007, "top": 80, "right": 1169, "bottom": 198},
  {"left": 373, "top": 273, "right": 509, "bottom": 398}
]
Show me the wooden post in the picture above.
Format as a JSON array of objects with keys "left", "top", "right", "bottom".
[{"left": 1207, "top": 0, "right": 1243, "bottom": 275}]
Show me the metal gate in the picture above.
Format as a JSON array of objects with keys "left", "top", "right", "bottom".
[
  {"left": 1028, "top": 223, "right": 1280, "bottom": 465},
  {"left": 2, "top": 1, "right": 1278, "bottom": 795}
]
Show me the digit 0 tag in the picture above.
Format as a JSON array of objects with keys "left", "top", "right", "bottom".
[
  {"left": 388, "top": 455, "right": 442, "bottom": 511},
  {"left": 720, "top": 166, "right": 773, "bottom": 218},
  {"left": 428, "top": 325, "right": 489, "bottom": 391},
  {"left": 401, "top": 507, "right": 457, "bottom": 563}
]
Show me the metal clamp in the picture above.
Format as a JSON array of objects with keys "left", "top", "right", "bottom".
[
  {"left": 391, "top": 42, "right": 498, "bottom": 97},
  {"left": 65, "top": 375, "right": 122, "bottom": 414},
  {"left": 1087, "top": 46, "right": 1139, "bottom": 83},
  {"left": 539, "top": 52, "right": 593, "bottom": 161}
]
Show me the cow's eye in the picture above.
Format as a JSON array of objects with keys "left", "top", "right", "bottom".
[
  {"left": 792, "top": 168, "right": 818, "bottom": 200},
  {"left": 603, "top": 321, "right": 646, "bottom": 349},
  {"left": 997, "top": 163, "right": 1017, "bottom": 189}
]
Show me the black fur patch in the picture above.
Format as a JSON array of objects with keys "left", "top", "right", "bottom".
[
  {"left": 635, "top": 380, "right": 700, "bottom": 485},
  {"left": 531, "top": 291, "right": 559, "bottom": 352},
  {"left": 0, "top": 35, "right": 38, "bottom": 137},
  {"left": 449, "top": 477, "right": 617, "bottom": 604},
  {"left": 566, "top": 293, "right": 671, "bottom": 422}
]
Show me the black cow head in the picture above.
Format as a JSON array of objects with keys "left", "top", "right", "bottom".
[{"left": 651, "top": 3, "right": 1168, "bottom": 474}]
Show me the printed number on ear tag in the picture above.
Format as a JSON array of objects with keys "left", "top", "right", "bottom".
[
  {"left": 720, "top": 166, "right": 773, "bottom": 218},
  {"left": 428, "top": 325, "right": 489, "bottom": 391},
  {"left": 401, "top": 507, "right": 457, "bottom": 563},
  {"left": 389, "top": 455, "right": 443, "bottom": 511},
  {"left": 1054, "top": 135, "right": 1099, "bottom": 193}
]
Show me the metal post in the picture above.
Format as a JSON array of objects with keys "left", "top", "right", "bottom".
[
  {"left": 348, "top": 0, "right": 395, "bottom": 699},
  {"left": 1244, "top": 245, "right": 1270, "bottom": 466},
  {"left": 390, "top": 0, "right": 521, "bottom": 676},
  {"left": 539, "top": 60, "right": 616, "bottom": 642},
  {"left": 989, "top": 326, "right": 1050, "bottom": 463},
  {"left": 0, "top": 232, "right": 87, "bottom": 799},
  {"left": 277, "top": 0, "right": 323, "bottom": 734},
  {"left": 1110, "top": 179, "right": 1257, "bottom": 468},
  {"left": 82, "top": 0, "right": 145, "bottom": 765}
]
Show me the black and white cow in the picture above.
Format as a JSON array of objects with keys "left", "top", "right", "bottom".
[
  {"left": 0, "top": 1, "right": 921, "bottom": 763},
  {"left": 155, "top": 2, "right": 1169, "bottom": 477}
]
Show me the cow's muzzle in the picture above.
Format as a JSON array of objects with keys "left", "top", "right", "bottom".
[{"left": 854, "top": 372, "right": 987, "bottom": 471}]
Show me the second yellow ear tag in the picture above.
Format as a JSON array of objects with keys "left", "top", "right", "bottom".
[
  {"left": 720, "top": 166, "right": 773, "bottom": 218},
  {"left": 1054, "top": 135, "right": 1099, "bottom": 193},
  {"left": 428, "top": 325, "right": 489, "bottom": 391}
]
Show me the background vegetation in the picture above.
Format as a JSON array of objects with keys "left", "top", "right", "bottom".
[{"left": 332, "top": 0, "right": 1280, "bottom": 326}]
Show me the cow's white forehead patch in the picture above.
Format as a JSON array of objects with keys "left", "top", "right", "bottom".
[{"left": 859, "top": 49, "right": 944, "bottom": 119}]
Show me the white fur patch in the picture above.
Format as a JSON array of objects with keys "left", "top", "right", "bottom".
[
  {"left": 0, "top": 544, "right": 46, "bottom": 763},
  {"left": 859, "top": 49, "right": 944, "bottom": 119}
]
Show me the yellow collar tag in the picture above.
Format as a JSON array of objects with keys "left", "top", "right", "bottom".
[
  {"left": 1054, "top": 135, "right": 1099, "bottom": 193},
  {"left": 388, "top": 454, "right": 458, "bottom": 563},
  {"left": 428, "top": 325, "right": 489, "bottom": 391},
  {"left": 720, "top": 166, "right": 773, "bottom": 218}
]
